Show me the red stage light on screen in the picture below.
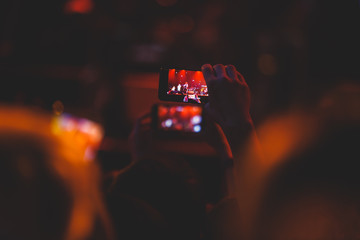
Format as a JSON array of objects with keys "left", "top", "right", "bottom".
[
  {"left": 64, "top": 0, "right": 93, "bottom": 14},
  {"left": 169, "top": 69, "right": 176, "bottom": 83},
  {"left": 178, "top": 70, "right": 186, "bottom": 82},
  {"left": 194, "top": 71, "right": 205, "bottom": 85}
]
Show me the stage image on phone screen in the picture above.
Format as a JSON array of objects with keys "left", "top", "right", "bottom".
[
  {"left": 166, "top": 69, "right": 208, "bottom": 104},
  {"left": 157, "top": 105, "right": 202, "bottom": 133}
]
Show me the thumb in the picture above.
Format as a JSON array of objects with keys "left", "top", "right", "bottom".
[{"left": 203, "top": 110, "right": 233, "bottom": 161}]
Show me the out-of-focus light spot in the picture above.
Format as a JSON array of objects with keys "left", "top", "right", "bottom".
[
  {"left": 64, "top": 0, "right": 93, "bottom": 14},
  {"left": 258, "top": 54, "right": 278, "bottom": 76},
  {"left": 67, "top": 203, "right": 94, "bottom": 240},
  {"left": 174, "top": 123, "right": 182, "bottom": 131},
  {"left": 257, "top": 113, "right": 316, "bottom": 168},
  {"left": 171, "top": 15, "right": 195, "bottom": 33},
  {"left": 52, "top": 114, "right": 104, "bottom": 162},
  {"left": 193, "top": 125, "right": 201, "bottom": 133},
  {"left": 169, "top": 106, "right": 177, "bottom": 115},
  {"left": 52, "top": 100, "right": 64, "bottom": 116},
  {"left": 319, "top": 97, "right": 334, "bottom": 109},
  {"left": 64, "top": 119, "right": 76, "bottom": 132},
  {"left": 132, "top": 44, "right": 165, "bottom": 63},
  {"left": 89, "top": 124, "right": 103, "bottom": 143},
  {"left": 156, "top": 0, "right": 177, "bottom": 7},
  {"left": 176, "top": 106, "right": 183, "bottom": 112},
  {"left": 206, "top": 203, "right": 215, "bottom": 213},
  {"left": 158, "top": 105, "right": 168, "bottom": 118},
  {"left": 0, "top": 41, "right": 13, "bottom": 57},
  {"left": 191, "top": 115, "right": 202, "bottom": 125},
  {"left": 84, "top": 147, "right": 95, "bottom": 162},
  {"left": 318, "top": 83, "right": 360, "bottom": 123},
  {"left": 165, "top": 119, "right": 172, "bottom": 128},
  {"left": 194, "top": 26, "right": 219, "bottom": 47},
  {"left": 79, "top": 120, "right": 91, "bottom": 134},
  {"left": 51, "top": 117, "right": 62, "bottom": 134},
  {"left": 192, "top": 106, "right": 202, "bottom": 115},
  {"left": 153, "top": 22, "right": 175, "bottom": 45}
]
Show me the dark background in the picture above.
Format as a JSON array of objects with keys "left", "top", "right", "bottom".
[{"left": 0, "top": 0, "right": 359, "bottom": 195}]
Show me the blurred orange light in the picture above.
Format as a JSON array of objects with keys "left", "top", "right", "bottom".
[
  {"left": 51, "top": 114, "right": 104, "bottom": 162},
  {"left": 258, "top": 54, "right": 278, "bottom": 76}
]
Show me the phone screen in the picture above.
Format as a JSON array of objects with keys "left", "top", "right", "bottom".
[
  {"left": 156, "top": 104, "right": 203, "bottom": 133},
  {"left": 158, "top": 68, "right": 208, "bottom": 103},
  {"left": 167, "top": 69, "right": 208, "bottom": 103}
]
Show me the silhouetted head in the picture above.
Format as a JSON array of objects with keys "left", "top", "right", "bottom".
[{"left": 255, "top": 125, "right": 360, "bottom": 240}]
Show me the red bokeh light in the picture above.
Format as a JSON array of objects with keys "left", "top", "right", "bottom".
[{"left": 64, "top": 0, "right": 93, "bottom": 14}]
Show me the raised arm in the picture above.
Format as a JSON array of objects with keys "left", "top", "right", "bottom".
[
  {"left": 201, "top": 64, "right": 256, "bottom": 156},
  {"left": 201, "top": 64, "right": 265, "bottom": 200}
]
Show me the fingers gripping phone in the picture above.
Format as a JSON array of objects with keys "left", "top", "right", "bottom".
[
  {"left": 158, "top": 68, "right": 209, "bottom": 104},
  {"left": 151, "top": 103, "right": 204, "bottom": 137}
]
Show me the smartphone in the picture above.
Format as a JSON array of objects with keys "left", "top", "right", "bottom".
[
  {"left": 152, "top": 103, "right": 204, "bottom": 137},
  {"left": 158, "top": 68, "right": 208, "bottom": 104}
]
